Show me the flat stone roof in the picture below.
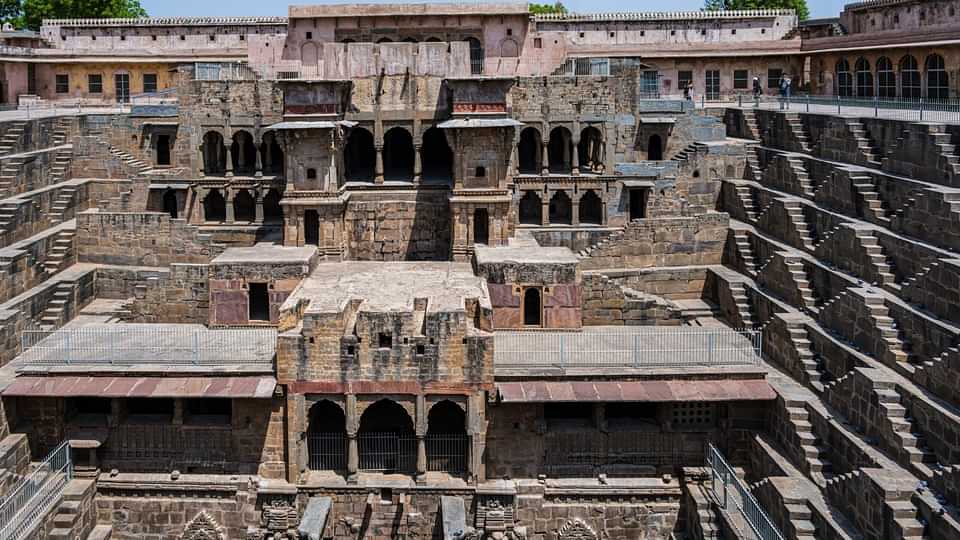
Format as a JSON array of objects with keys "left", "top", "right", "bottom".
[
  {"left": 287, "top": 261, "right": 489, "bottom": 314},
  {"left": 289, "top": 2, "right": 529, "bottom": 18},
  {"left": 474, "top": 245, "right": 579, "bottom": 266},
  {"left": 211, "top": 245, "right": 316, "bottom": 265}
]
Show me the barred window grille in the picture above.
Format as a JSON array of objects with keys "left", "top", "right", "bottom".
[{"left": 307, "top": 432, "right": 347, "bottom": 471}]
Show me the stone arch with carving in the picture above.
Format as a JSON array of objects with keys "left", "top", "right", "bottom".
[
  {"left": 356, "top": 396, "right": 416, "bottom": 424},
  {"left": 182, "top": 510, "right": 226, "bottom": 540},
  {"left": 557, "top": 518, "right": 597, "bottom": 540}
]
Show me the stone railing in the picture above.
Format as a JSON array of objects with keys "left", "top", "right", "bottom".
[{"left": 533, "top": 9, "right": 795, "bottom": 21}]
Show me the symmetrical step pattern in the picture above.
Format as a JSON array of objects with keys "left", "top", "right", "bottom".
[
  {"left": 784, "top": 402, "right": 833, "bottom": 486},
  {"left": 0, "top": 121, "right": 26, "bottom": 156},
  {"left": 846, "top": 120, "right": 883, "bottom": 168},
  {"left": 850, "top": 174, "right": 891, "bottom": 224},
  {"left": 48, "top": 186, "right": 78, "bottom": 225},
  {"left": 784, "top": 114, "right": 811, "bottom": 153},
  {"left": 38, "top": 281, "right": 75, "bottom": 331},
  {"left": 733, "top": 229, "right": 758, "bottom": 275},
  {"left": 43, "top": 227, "right": 76, "bottom": 275}
]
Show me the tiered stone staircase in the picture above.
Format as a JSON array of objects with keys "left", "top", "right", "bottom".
[
  {"left": 845, "top": 120, "right": 883, "bottom": 168},
  {"left": 42, "top": 225, "right": 76, "bottom": 275},
  {"left": 38, "top": 281, "right": 75, "bottom": 330},
  {"left": 48, "top": 185, "right": 78, "bottom": 224},
  {"left": 0, "top": 121, "right": 26, "bottom": 156},
  {"left": 849, "top": 174, "right": 890, "bottom": 224},
  {"left": 784, "top": 113, "right": 811, "bottom": 153},
  {"left": 785, "top": 156, "right": 817, "bottom": 198},
  {"left": 732, "top": 229, "right": 758, "bottom": 276}
]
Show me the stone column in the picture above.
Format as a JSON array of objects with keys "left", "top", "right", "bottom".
[
  {"left": 541, "top": 140, "right": 549, "bottom": 175},
  {"left": 255, "top": 190, "right": 264, "bottom": 223},
  {"left": 237, "top": 138, "right": 246, "bottom": 174},
  {"left": 571, "top": 137, "right": 580, "bottom": 176},
  {"left": 346, "top": 394, "right": 359, "bottom": 484},
  {"left": 415, "top": 394, "right": 427, "bottom": 484},
  {"left": 572, "top": 196, "right": 580, "bottom": 226},
  {"left": 541, "top": 191, "right": 550, "bottom": 226},
  {"left": 225, "top": 145, "right": 234, "bottom": 177},
  {"left": 375, "top": 145, "right": 384, "bottom": 184},
  {"left": 254, "top": 140, "right": 263, "bottom": 177},
  {"left": 414, "top": 144, "right": 422, "bottom": 184},
  {"left": 173, "top": 399, "right": 184, "bottom": 426},
  {"left": 225, "top": 188, "right": 235, "bottom": 223},
  {"left": 198, "top": 144, "right": 206, "bottom": 177}
]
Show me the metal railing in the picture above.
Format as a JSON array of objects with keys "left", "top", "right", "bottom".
[
  {"left": 706, "top": 93, "right": 960, "bottom": 124},
  {"left": 494, "top": 327, "right": 761, "bottom": 368},
  {"left": 706, "top": 444, "right": 785, "bottom": 540},
  {"left": 358, "top": 433, "right": 417, "bottom": 473},
  {"left": 19, "top": 326, "right": 276, "bottom": 366},
  {"left": 307, "top": 433, "right": 348, "bottom": 471},
  {"left": 426, "top": 434, "right": 468, "bottom": 473},
  {"left": 0, "top": 440, "right": 72, "bottom": 540},
  {"left": 194, "top": 62, "right": 260, "bottom": 81},
  {"left": 102, "top": 425, "right": 231, "bottom": 471}
]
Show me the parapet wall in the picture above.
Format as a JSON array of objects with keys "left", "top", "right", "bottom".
[{"left": 76, "top": 210, "right": 225, "bottom": 267}]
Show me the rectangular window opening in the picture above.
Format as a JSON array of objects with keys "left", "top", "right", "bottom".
[{"left": 249, "top": 282, "right": 270, "bottom": 321}]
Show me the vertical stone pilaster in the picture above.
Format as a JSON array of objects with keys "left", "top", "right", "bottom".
[{"left": 375, "top": 145, "right": 384, "bottom": 184}]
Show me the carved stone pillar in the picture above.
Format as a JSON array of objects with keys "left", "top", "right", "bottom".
[
  {"left": 541, "top": 140, "right": 549, "bottom": 175},
  {"left": 415, "top": 394, "right": 427, "bottom": 484},
  {"left": 225, "top": 188, "right": 235, "bottom": 223},
  {"left": 254, "top": 190, "right": 264, "bottom": 223},
  {"left": 414, "top": 144, "right": 422, "bottom": 183},
  {"left": 225, "top": 146, "right": 234, "bottom": 177},
  {"left": 346, "top": 394, "right": 359, "bottom": 484},
  {"left": 375, "top": 145, "right": 384, "bottom": 184},
  {"left": 571, "top": 138, "right": 580, "bottom": 176},
  {"left": 541, "top": 192, "right": 550, "bottom": 226},
  {"left": 198, "top": 144, "right": 206, "bottom": 177},
  {"left": 254, "top": 140, "right": 263, "bottom": 177},
  {"left": 572, "top": 198, "right": 580, "bottom": 226}
]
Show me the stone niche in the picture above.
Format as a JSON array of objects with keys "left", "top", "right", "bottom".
[
  {"left": 279, "top": 80, "right": 352, "bottom": 117},
  {"left": 208, "top": 245, "right": 318, "bottom": 326},
  {"left": 474, "top": 245, "right": 581, "bottom": 329},
  {"left": 445, "top": 77, "right": 515, "bottom": 116}
]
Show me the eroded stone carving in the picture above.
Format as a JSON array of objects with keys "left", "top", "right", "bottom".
[
  {"left": 557, "top": 518, "right": 598, "bottom": 540},
  {"left": 182, "top": 510, "right": 226, "bottom": 540}
]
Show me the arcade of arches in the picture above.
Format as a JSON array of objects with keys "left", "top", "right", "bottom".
[
  {"left": 517, "top": 189, "right": 605, "bottom": 226},
  {"left": 304, "top": 397, "right": 472, "bottom": 478},
  {"left": 516, "top": 125, "right": 606, "bottom": 176}
]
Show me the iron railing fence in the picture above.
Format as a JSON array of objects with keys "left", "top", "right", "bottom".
[
  {"left": 358, "top": 433, "right": 417, "bottom": 473},
  {"left": 426, "top": 434, "right": 468, "bottom": 473},
  {"left": 307, "top": 433, "right": 348, "bottom": 471},
  {"left": 494, "top": 327, "right": 761, "bottom": 368},
  {"left": 0, "top": 440, "right": 72, "bottom": 540},
  {"left": 19, "top": 326, "right": 276, "bottom": 366},
  {"left": 194, "top": 62, "right": 260, "bottom": 81},
  {"left": 706, "top": 443, "right": 785, "bottom": 540},
  {"left": 544, "top": 430, "right": 704, "bottom": 475},
  {"left": 101, "top": 425, "right": 231, "bottom": 471},
  {"left": 701, "top": 93, "right": 960, "bottom": 124}
]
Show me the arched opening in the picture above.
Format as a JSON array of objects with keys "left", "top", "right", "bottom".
[
  {"left": 383, "top": 127, "right": 415, "bottom": 181},
  {"left": 466, "top": 37, "right": 483, "bottom": 74},
  {"left": 517, "top": 127, "right": 542, "bottom": 174},
  {"left": 156, "top": 134, "right": 171, "bottom": 166},
  {"left": 578, "top": 190, "right": 602, "bottom": 225},
  {"left": 162, "top": 189, "right": 178, "bottom": 219},
  {"left": 426, "top": 400, "right": 467, "bottom": 474},
  {"left": 522, "top": 287, "right": 542, "bottom": 327},
  {"left": 344, "top": 127, "right": 375, "bottom": 182},
  {"left": 549, "top": 190, "right": 572, "bottom": 225},
  {"left": 260, "top": 132, "right": 284, "bottom": 175},
  {"left": 233, "top": 189, "right": 255, "bottom": 223},
  {"left": 425, "top": 37, "right": 442, "bottom": 43},
  {"left": 202, "top": 131, "right": 225, "bottom": 175},
  {"left": 647, "top": 134, "right": 663, "bottom": 161},
  {"left": 231, "top": 131, "right": 257, "bottom": 175},
  {"left": 304, "top": 210, "right": 319, "bottom": 246},
  {"left": 519, "top": 191, "right": 542, "bottom": 225},
  {"left": 855, "top": 57, "right": 873, "bottom": 97},
  {"left": 203, "top": 189, "right": 226, "bottom": 222},
  {"left": 500, "top": 39, "right": 519, "bottom": 58},
  {"left": 307, "top": 400, "right": 347, "bottom": 471},
  {"left": 358, "top": 400, "right": 416, "bottom": 473},
  {"left": 376, "top": 37, "right": 393, "bottom": 44},
  {"left": 900, "top": 55, "right": 921, "bottom": 99},
  {"left": 926, "top": 54, "right": 948, "bottom": 99},
  {"left": 548, "top": 127, "right": 573, "bottom": 174},
  {"left": 578, "top": 126, "right": 603, "bottom": 172},
  {"left": 836, "top": 59, "right": 852, "bottom": 97},
  {"left": 401, "top": 37, "right": 418, "bottom": 43},
  {"left": 877, "top": 57, "right": 895, "bottom": 98},
  {"left": 473, "top": 208, "right": 489, "bottom": 245},
  {"left": 421, "top": 127, "right": 452, "bottom": 183},
  {"left": 263, "top": 189, "right": 283, "bottom": 223},
  {"left": 301, "top": 42, "right": 319, "bottom": 68}
]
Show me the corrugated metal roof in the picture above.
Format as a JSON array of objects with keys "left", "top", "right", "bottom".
[
  {"left": 496, "top": 380, "right": 775, "bottom": 403},
  {"left": 3, "top": 375, "right": 276, "bottom": 398}
]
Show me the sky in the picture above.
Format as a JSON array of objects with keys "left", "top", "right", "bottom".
[{"left": 138, "top": 0, "right": 851, "bottom": 20}]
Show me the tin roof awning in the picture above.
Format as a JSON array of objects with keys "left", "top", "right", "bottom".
[
  {"left": 2, "top": 375, "right": 277, "bottom": 398},
  {"left": 438, "top": 118, "right": 522, "bottom": 129},
  {"left": 266, "top": 120, "right": 357, "bottom": 130},
  {"left": 148, "top": 184, "right": 189, "bottom": 190},
  {"left": 620, "top": 179, "right": 656, "bottom": 188},
  {"left": 639, "top": 117, "right": 676, "bottom": 124},
  {"left": 496, "top": 380, "right": 775, "bottom": 403}
]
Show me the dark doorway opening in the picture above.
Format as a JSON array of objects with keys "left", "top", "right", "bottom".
[
  {"left": 421, "top": 127, "right": 452, "bottom": 183},
  {"left": 304, "top": 210, "right": 319, "bottom": 246},
  {"left": 248, "top": 282, "right": 270, "bottom": 322},
  {"left": 232, "top": 131, "right": 257, "bottom": 175},
  {"left": 549, "top": 190, "right": 572, "bottom": 225},
  {"left": 383, "top": 127, "right": 415, "bottom": 181},
  {"left": 203, "top": 189, "right": 226, "bottom": 222},
  {"left": 648, "top": 135, "right": 663, "bottom": 161},
  {"left": 263, "top": 189, "right": 283, "bottom": 223},
  {"left": 344, "top": 128, "right": 375, "bottom": 182},
  {"left": 156, "top": 134, "right": 171, "bottom": 166},
  {"left": 519, "top": 191, "right": 542, "bottom": 225},
  {"left": 517, "top": 127, "right": 542, "bottom": 174},
  {"left": 579, "top": 190, "right": 602, "bottom": 224},
  {"left": 474, "top": 208, "right": 489, "bottom": 245},
  {"left": 629, "top": 188, "right": 648, "bottom": 220},
  {"left": 162, "top": 189, "right": 178, "bottom": 219},
  {"left": 523, "top": 287, "right": 542, "bottom": 326},
  {"left": 548, "top": 127, "right": 573, "bottom": 174},
  {"left": 307, "top": 400, "right": 347, "bottom": 471},
  {"left": 233, "top": 189, "right": 255, "bottom": 222}
]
